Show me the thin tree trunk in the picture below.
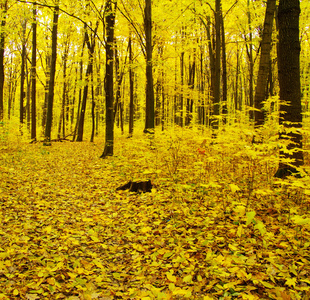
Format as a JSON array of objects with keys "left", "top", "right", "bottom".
[
  {"left": 44, "top": 2, "right": 59, "bottom": 144},
  {"left": 254, "top": 0, "right": 276, "bottom": 127},
  {"left": 0, "top": 0, "right": 7, "bottom": 122},
  {"left": 31, "top": 3, "right": 37, "bottom": 140},
  {"left": 213, "top": 0, "right": 221, "bottom": 130},
  {"left": 220, "top": 7, "right": 227, "bottom": 123},
  {"left": 20, "top": 20, "right": 27, "bottom": 125},
  {"left": 76, "top": 22, "right": 98, "bottom": 142},
  {"left": 128, "top": 35, "right": 134, "bottom": 136},
  {"left": 247, "top": 0, "right": 254, "bottom": 120}
]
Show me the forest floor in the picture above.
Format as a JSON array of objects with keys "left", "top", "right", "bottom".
[{"left": 1, "top": 125, "right": 310, "bottom": 300}]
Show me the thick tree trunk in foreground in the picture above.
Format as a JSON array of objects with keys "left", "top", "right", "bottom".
[
  {"left": 44, "top": 3, "right": 59, "bottom": 144},
  {"left": 100, "top": 0, "right": 115, "bottom": 158},
  {"left": 254, "top": 0, "right": 276, "bottom": 127},
  {"left": 275, "top": 0, "right": 303, "bottom": 178}
]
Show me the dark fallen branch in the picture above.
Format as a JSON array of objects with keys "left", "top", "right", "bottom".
[{"left": 116, "top": 180, "right": 152, "bottom": 193}]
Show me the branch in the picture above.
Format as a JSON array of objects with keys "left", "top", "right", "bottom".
[{"left": 16, "top": 0, "right": 105, "bottom": 48}]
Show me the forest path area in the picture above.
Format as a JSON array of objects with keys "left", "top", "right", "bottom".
[{"left": 1, "top": 130, "right": 310, "bottom": 300}]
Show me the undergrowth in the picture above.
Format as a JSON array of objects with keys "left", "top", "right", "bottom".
[{"left": 0, "top": 123, "right": 310, "bottom": 300}]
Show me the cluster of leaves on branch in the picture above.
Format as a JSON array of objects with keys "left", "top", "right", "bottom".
[{"left": 1, "top": 125, "right": 310, "bottom": 299}]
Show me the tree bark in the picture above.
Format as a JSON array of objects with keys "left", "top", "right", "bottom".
[
  {"left": 246, "top": 0, "right": 254, "bottom": 120},
  {"left": 254, "top": 0, "right": 276, "bottom": 127},
  {"left": 100, "top": 0, "right": 116, "bottom": 158},
  {"left": 128, "top": 35, "right": 134, "bottom": 136},
  {"left": 143, "top": 0, "right": 155, "bottom": 133},
  {"left": 44, "top": 2, "right": 59, "bottom": 144},
  {"left": 213, "top": 0, "right": 221, "bottom": 130},
  {"left": 0, "top": 0, "right": 7, "bottom": 122},
  {"left": 275, "top": 0, "right": 303, "bottom": 178},
  {"left": 31, "top": 3, "right": 37, "bottom": 140},
  {"left": 20, "top": 20, "right": 27, "bottom": 125}
]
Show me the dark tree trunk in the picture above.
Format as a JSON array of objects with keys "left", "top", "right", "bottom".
[
  {"left": 76, "top": 21, "right": 99, "bottom": 142},
  {"left": 101, "top": 0, "right": 116, "bottom": 158},
  {"left": 58, "top": 41, "right": 69, "bottom": 139},
  {"left": 254, "top": 0, "right": 276, "bottom": 127},
  {"left": 275, "top": 0, "right": 303, "bottom": 178},
  {"left": 31, "top": 4, "right": 37, "bottom": 140},
  {"left": 42, "top": 53, "right": 51, "bottom": 131},
  {"left": 213, "top": 0, "right": 221, "bottom": 129},
  {"left": 220, "top": 7, "right": 227, "bottom": 123},
  {"left": 0, "top": 0, "right": 7, "bottom": 122},
  {"left": 179, "top": 50, "right": 184, "bottom": 127},
  {"left": 128, "top": 35, "right": 134, "bottom": 136},
  {"left": 246, "top": 0, "right": 254, "bottom": 120},
  {"left": 44, "top": 3, "right": 59, "bottom": 144},
  {"left": 143, "top": 0, "right": 155, "bottom": 133},
  {"left": 20, "top": 20, "right": 27, "bottom": 125}
]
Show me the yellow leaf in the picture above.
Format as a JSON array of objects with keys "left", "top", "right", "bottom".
[
  {"left": 183, "top": 274, "right": 192, "bottom": 283},
  {"left": 166, "top": 271, "right": 176, "bottom": 282},
  {"left": 90, "top": 235, "right": 99, "bottom": 242},
  {"left": 13, "top": 289, "right": 19, "bottom": 296},
  {"left": 260, "top": 280, "right": 274, "bottom": 288},
  {"left": 285, "top": 277, "right": 296, "bottom": 288},
  {"left": 229, "top": 183, "right": 240, "bottom": 193},
  {"left": 44, "top": 225, "right": 52, "bottom": 234},
  {"left": 169, "top": 283, "right": 175, "bottom": 291},
  {"left": 141, "top": 226, "right": 152, "bottom": 233},
  {"left": 204, "top": 296, "right": 214, "bottom": 300}
]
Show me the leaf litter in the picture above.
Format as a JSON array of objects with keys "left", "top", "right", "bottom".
[{"left": 0, "top": 127, "right": 310, "bottom": 299}]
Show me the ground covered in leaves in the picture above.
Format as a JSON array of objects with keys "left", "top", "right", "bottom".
[{"left": 1, "top": 126, "right": 310, "bottom": 300}]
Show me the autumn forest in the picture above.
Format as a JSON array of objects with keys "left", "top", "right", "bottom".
[{"left": 1, "top": 0, "right": 310, "bottom": 299}]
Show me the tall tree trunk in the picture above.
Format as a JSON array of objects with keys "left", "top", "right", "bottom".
[
  {"left": 0, "top": 0, "right": 7, "bottom": 122},
  {"left": 213, "top": 0, "right": 221, "bottom": 130},
  {"left": 76, "top": 22, "right": 98, "bottom": 142},
  {"left": 275, "top": 0, "right": 303, "bottom": 178},
  {"left": 100, "top": 0, "right": 116, "bottom": 158},
  {"left": 247, "top": 0, "right": 254, "bottom": 120},
  {"left": 220, "top": 7, "right": 227, "bottom": 123},
  {"left": 254, "top": 0, "right": 276, "bottom": 127},
  {"left": 20, "top": 20, "right": 27, "bottom": 125},
  {"left": 44, "top": 2, "right": 59, "bottom": 144},
  {"left": 42, "top": 52, "right": 51, "bottom": 131},
  {"left": 90, "top": 71, "right": 95, "bottom": 142},
  {"left": 58, "top": 41, "right": 68, "bottom": 139},
  {"left": 128, "top": 35, "right": 134, "bottom": 136},
  {"left": 180, "top": 50, "right": 184, "bottom": 127},
  {"left": 143, "top": 0, "right": 155, "bottom": 133},
  {"left": 31, "top": 3, "right": 37, "bottom": 140}
]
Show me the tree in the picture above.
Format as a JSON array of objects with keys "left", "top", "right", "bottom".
[
  {"left": 100, "top": 0, "right": 116, "bottom": 158},
  {"left": 44, "top": 1, "right": 60, "bottom": 144},
  {"left": 275, "top": 0, "right": 303, "bottom": 178},
  {"left": 254, "top": 0, "right": 276, "bottom": 127},
  {"left": 0, "top": 0, "right": 7, "bottom": 122},
  {"left": 143, "top": 0, "right": 154, "bottom": 133},
  {"left": 19, "top": 18, "right": 27, "bottom": 125},
  {"left": 31, "top": 3, "right": 37, "bottom": 140}
]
